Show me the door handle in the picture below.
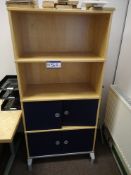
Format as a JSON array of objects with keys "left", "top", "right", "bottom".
[
  {"left": 64, "top": 110, "right": 69, "bottom": 116},
  {"left": 55, "top": 140, "right": 61, "bottom": 146},
  {"left": 64, "top": 140, "right": 69, "bottom": 145},
  {"left": 55, "top": 113, "right": 61, "bottom": 118}
]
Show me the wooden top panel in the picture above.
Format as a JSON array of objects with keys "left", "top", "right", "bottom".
[
  {"left": 7, "top": 6, "right": 114, "bottom": 14},
  {"left": 0, "top": 100, "right": 22, "bottom": 143}
]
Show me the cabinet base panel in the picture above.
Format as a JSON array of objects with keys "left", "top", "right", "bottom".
[{"left": 27, "top": 151, "right": 95, "bottom": 170}]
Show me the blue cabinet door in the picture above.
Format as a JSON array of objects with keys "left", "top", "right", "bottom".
[
  {"left": 24, "top": 101, "right": 62, "bottom": 130},
  {"left": 27, "top": 132, "right": 62, "bottom": 157},
  {"left": 62, "top": 129, "right": 94, "bottom": 153},
  {"left": 27, "top": 129, "right": 94, "bottom": 157},
  {"left": 63, "top": 100, "right": 98, "bottom": 126}
]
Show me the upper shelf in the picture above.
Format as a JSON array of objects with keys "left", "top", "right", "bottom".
[
  {"left": 7, "top": 6, "right": 114, "bottom": 14},
  {"left": 16, "top": 52, "right": 105, "bottom": 63},
  {"left": 9, "top": 7, "right": 112, "bottom": 62}
]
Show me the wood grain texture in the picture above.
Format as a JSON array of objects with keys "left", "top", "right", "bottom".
[
  {"left": 19, "top": 62, "right": 91, "bottom": 84},
  {"left": 7, "top": 8, "right": 113, "bottom": 156},
  {"left": 16, "top": 62, "right": 103, "bottom": 100},
  {"left": 9, "top": 11, "right": 112, "bottom": 59},
  {"left": 7, "top": 6, "right": 115, "bottom": 13},
  {"left": 0, "top": 100, "right": 22, "bottom": 143},
  {"left": 22, "top": 83, "right": 100, "bottom": 102},
  {"left": 15, "top": 52, "right": 105, "bottom": 63}
]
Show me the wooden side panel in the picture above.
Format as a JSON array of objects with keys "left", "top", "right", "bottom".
[
  {"left": 16, "top": 63, "right": 27, "bottom": 97},
  {"left": 93, "top": 14, "right": 112, "bottom": 58},
  {"left": 8, "top": 12, "right": 24, "bottom": 58},
  {"left": 90, "top": 63, "right": 104, "bottom": 94}
]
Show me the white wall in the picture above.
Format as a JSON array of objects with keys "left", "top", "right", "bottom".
[
  {"left": 0, "top": 1, "right": 16, "bottom": 80},
  {"left": 115, "top": 0, "right": 131, "bottom": 99},
  {"left": 100, "top": 0, "right": 129, "bottom": 123}
]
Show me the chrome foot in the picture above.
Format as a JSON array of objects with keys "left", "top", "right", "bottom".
[
  {"left": 27, "top": 158, "right": 33, "bottom": 171},
  {"left": 90, "top": 152, "right": 95, "bottom": 163}
]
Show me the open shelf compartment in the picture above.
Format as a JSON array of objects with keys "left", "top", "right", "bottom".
[
  {"left": 10, "top": 11, "right": 111, "bottom": 61},
  {"left": 17, "top": 62, "right": 103, "bottom": 101}
]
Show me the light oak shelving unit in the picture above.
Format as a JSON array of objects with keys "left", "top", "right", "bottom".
[{"left": 8, "top": 6, "right": 113, "bottom": 170}]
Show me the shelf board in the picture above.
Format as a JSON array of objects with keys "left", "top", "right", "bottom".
[
  {"left": 22, "top": 83, "right": 100, "bottom": 102},
  {"left": 26, "top": 126, "right": 96, "bottom": 133},
  {"left": 8, "top": 6, "right": 114, "bottom": 14},
  {"left": 16, "top": 53, "right": 105, "bottom": 63}
]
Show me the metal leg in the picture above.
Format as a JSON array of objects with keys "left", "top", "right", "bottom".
[
  {"left": 10, "top": 142, "right": 15, "bottom": 154},
  {"left": 27, "top": 158, "right": 33, "bottom": 171},
  {"left": 4, "top": 139, "right": 20, "bottom": 175},
  {"left": 100, "top": 125, "right": 104, "bottom": 144},
  {"left": 90, "top": 152, "right": 95, "bottom": 164}
]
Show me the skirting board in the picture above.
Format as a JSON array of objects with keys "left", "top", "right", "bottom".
[{"left": 103, "top": 126, "right": 128, "bottom": 175}]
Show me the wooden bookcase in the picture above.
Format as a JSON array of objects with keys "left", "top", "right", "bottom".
[{"left": 7, "top": 6, "right": 113, "bottom": 169}]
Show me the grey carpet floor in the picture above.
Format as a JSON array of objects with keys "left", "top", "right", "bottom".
[{"left": 10, "top": 135, "right": 121, "bottom": 175}]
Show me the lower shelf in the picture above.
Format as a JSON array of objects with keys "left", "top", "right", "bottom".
[
  {"left": 27, "top": 129, "right": 95, "bottom": 157},
  {"left": 22, "top": 83, "right": 100, "bottom": 102}
]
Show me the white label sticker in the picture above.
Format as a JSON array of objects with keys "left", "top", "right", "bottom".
[
  {"left": 7, "top": 87, "right": 14, "bottom": 90},
  {"left": 46, "top": 61, "right": 61, "bottom": 69}
]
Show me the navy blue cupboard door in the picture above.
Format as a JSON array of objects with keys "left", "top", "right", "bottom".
[
  {"left": 23, "top": 101, "right": 62, "bottom": 130},
  {"left": 62, "top": 129, "right": 94, "bottom": 153},
  {"left": 62, "top": 100, "right": 98, "bottom": 126},
  {"left": 27, "top": 132, "right": 62, "bottom": 157},
  {"left": 27, "top": 129, "right": 94, "bottom": 157}
]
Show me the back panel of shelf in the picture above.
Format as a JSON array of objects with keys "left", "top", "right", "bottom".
[{"left": 9, "top": 11, "right": 111, "bottom": 60}]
